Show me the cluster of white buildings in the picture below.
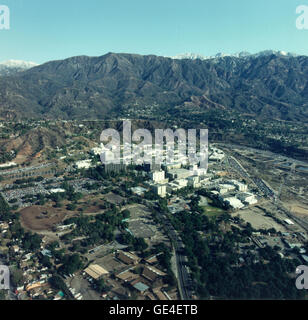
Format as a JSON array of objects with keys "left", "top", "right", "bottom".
[
  {"left": 145, "top": 163, "right": 210, "bottom": 198},
  {"left": 208, "top": 179, "right": 258, "bottom": 210}
]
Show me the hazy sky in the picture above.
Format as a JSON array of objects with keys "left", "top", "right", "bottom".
[{"left": 0, "top": 0, "right": 308, "bottom": 63}]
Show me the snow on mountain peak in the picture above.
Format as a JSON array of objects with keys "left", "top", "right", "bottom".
[
  {"left": 169, "top": 50, "right": 297, "bottom": 61},
  {"left": 0, "top": 60, "right": 38, "bottom": 69}
]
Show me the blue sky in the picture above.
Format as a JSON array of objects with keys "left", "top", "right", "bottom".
[{"left": 0, "top": 0, "right": 308, "bottom": 63}]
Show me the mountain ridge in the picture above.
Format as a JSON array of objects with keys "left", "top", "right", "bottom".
[
  {"left": 0, "top": 60, "right": 39, "bottom": 76},
  {"left": 0, "top": 52, "right": 307, "bottom": 122},
  {"left": 169, "top": 50, "right": 298, "bottom": 61}
]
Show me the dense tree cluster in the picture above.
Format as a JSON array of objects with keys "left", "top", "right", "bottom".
[
  {"left": 171, "top": 209, "right": 304, "bottom": 300},
  {"left": 58, "top": 253, "right": 83, "bottom": 275}
]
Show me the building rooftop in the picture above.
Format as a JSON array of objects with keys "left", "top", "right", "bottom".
[
  {"left": 117, "top": 251, "right": 140, "bottom": 265},
  {"left": 133, "top": 282, "right": 149, "bottom": 293},
  {"left": 84, "top": 264, "right": 108, "bottom": 280}
]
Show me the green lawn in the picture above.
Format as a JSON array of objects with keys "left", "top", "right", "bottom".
[{"left": 201, "top": 205, "right": 225, "bottom": 219}]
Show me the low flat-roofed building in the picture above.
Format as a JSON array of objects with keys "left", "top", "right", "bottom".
[
  {"left": 236, "top": 192, "right": 256, "bottom": 203},
  {"left": 84, "top": 264, "right": 108, "bottom": 280},
  {"left": 117, "top": 251, "right": 140, "bottom": 265},
  {"left": 174, "top": 179, "right": 188, "bottom": 188},
  {"left": 132, "top": 281, "right": 149, "bottom": 293},
  {"left": 116, "top": 270, "right": 139, "bottom": 282},
  {"left": 0, "top": 161, "right": 17, "bottom": 168},
  {"left": 224, "top": 197, "right": 245, "bottom": 210},
  {"left": 163, "top": 163, "right": 182, "bottom": 171},
  {"left": 131, "top": 186, "right": 148, "bottom": 196},
  {"left": 167, "top": 168, "right": 192, "bottom": 180},
  {"left": 145, "top": 254, "right": 161, "bottom": 265},
  {"left": 230, "top": 180, "right": 247, "bottom": 192},
  {"left": 284, "top": 219, "right": 295, "bottom": 225},
  {"left": 217, "top": 184, "right": 236, "bottom": 194},
  {"left": 146, "top": 292, "right": 157, "bottom": 300},
  {"left": 244, "top": 197, "right": 258, "bottom": 205},
  {"left": 49, "top": 188, "right": 66, "bottom": 194},
  {"left": 153, "top": 288, "right": 168, "bottom": 300},
  {"left": 142, "top": 265, "right": 166, "bottom": 282}
]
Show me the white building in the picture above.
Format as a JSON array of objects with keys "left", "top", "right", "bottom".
[
  {"left": 230, "top": 180, "right": 248, "bottom": 192},
  {"left": 217, "top": 184, "right": 236, "bottom": 195},
  {"left": 151, "top": 184, "right": 166, "bottom": 198},
  {"left": 49, "top": 188, "right": 66, "bottom": 194},
  {"left": 75, "top": 159, "right": 92, "bottom": 169},
  {"left": 224, "top": 197, "right": 245, "bottom": 210},
  {"left": 236, "top": 192, "right": 257, "bottom": 205},
  {"left": 174, "top": 179, "right": 188, "bottom": 188},
  {"left": 167, "top": 168, "right": 192, "bottom": 180},
  {"left": 284, "top": 219, "right": 294, "bottom": 225},
  {"left": 163, "top": 162, "right": 182, "bottom": 171},
  {"left": 0, "top": 161, "right": 17, "bottom": 168},
  {"left": 131, "top": 186, "right": 148, "bottom": 196},
  {"left": 187, "top": 175, "right": 201, "bottom": 188},
  {"left": 151, "top": 170, "right": 166, "bottom": 184}
]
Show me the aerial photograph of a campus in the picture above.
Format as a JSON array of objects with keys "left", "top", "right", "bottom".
[{"left": 0, "top": 0, "right": 307, "bottom": 309}]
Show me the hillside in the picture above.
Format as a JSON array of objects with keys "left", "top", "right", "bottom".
[{"left": 0, "top": 52, "right": 307, "bottom": 121}]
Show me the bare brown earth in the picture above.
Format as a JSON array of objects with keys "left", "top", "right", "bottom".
[
  {"left": 290, "top": 203, "right": 308, "bottom": 217},
  {"left": 82, "top": 201, "right": 105, "bottom": 214},
  {"left": 19, "top": 196, "right": 108, "bottom": 231},
  {"left": 19, "top": 205, "right": 68, "bottom": 231}
]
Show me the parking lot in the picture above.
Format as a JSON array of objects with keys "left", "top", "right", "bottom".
[
  {"left": 126, "top": 204, "right": 169, "bottom": 246},
  {"left": 66, "top": 273, "right": 102, "bottom": 300}
]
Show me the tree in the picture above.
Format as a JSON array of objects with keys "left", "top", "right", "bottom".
[
  {"left": 49, "top": 275, "right": 67, "bottom": 292},
  {"left": 122, "top": 209, "right": 131, "bottom": 219},
  {"left": 23, "top": 233, "right": 42, "bottom": 251},
  {"left": 10, "top": 268, "right": 24, "bottom": 287},
  {"left": 59, "top": 254, "right": 83, "bottom": 275},
  {"left": 94, "top": 278, "right": 107, "bottom": 293}
]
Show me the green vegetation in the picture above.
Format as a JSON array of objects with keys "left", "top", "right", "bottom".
[
  {"left": 60, "top": 206, "right": 130, "bottom": 248},
  {"left": 119, "top": 232, "right": 148, "bottom": 253},
  {"left": 170, "top": 208, "right": 305, "bottom": 299},
  {"left": 58, "top": 254, "right": 83, "bottom": 275},
  {"left": 201, "top": 205, "right": 225, "bottom": 219}
]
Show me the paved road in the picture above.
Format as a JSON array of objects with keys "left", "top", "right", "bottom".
[{"left": 154, "top": 209, "right": 193, "bottom": 300}]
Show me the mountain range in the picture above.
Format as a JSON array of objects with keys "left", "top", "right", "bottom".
[
  {"left": 170, "top": 50, "right": 297, "bottom": 61},
  {"left": 0, "top": 60, "right": 38, "bottom": 76},
  {"left": 0, "top": 52, "right": 307, "bottom": 122}
]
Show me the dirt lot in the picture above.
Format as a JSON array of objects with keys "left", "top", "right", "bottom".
[
  {"left": 233, "top": 206, "right": 287, "bottom": 232},
  {"left": 19, "top": 205, "right": 71, "bottom": 231},
  {"left": 290, "top": 203, "right": 308, "bottom": 217},
  {"left": 78, "top": 195, "right": 106, "bottom": 214}
]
